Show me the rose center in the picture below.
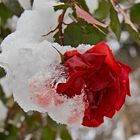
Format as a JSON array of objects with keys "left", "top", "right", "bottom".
[{"left": 85, "top": 88, "right": 103, "bottom": 109}]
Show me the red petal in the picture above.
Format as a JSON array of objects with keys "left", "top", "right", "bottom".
[
  {"left": 57, "top": 72, "right": 85, "bottom": 97},
  {"left": 65, "top": 55, "right": 89, "bottom": 72},
  {"left": 82, "top": 116, "right": 103, "bottom": 127},
  {"left": 86, "top": 42, "right": 120, "bottom": 74},
  {"left": 83, "top": 53, "right": 106, "bottom": 70},
  {"left": 118, "top": 61, "right": 131, "bottom": 96},
  {"left": 84, "top": 64, "right": 114, "bottom": 91},
  {"left": 64, "top": 77, "right": 85, "bottom": 97},
  {"left": 114, "top": 62, "right": 131, "bottom": 110},
  {"left": 105, "top": 108, "right": 116, "bottom": 118},
  {"left": 114, "top": 87, "right": 126, "bottom": 110},
  {"left": 96, "top": 87, "right": 118, "bottom": 115},
  {"left": 64, "top": 50, "right": 79, "bottom": 60}
]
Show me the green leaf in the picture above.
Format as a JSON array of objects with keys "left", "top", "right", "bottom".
[
  {"left": 26, "top": 113, "right": 41, "bottom": 131},
  {"left": 0, "top": 3, "right": 13, "bottom": 24},
  {"left": 47, "top": 115, "right": 63, "bottom": 129},
  {"left": 1, "top": 125, "right": 19, "bottom": 140},
  {"left": 0, "top": 26, "right": 11, "bottom": 39},
  {"left": 54, "top": 3, "right": 71, "bottom": 11},
  {"left": 94, "top": 0, "right": 110, "bottom": 20},
  {"left": 0, "top": 84, "right": 7, "bottom": 104},
  {"left": 0, "top": 67, "right": 6, "bottom": 78},
  {"left": 125, "top": 23, "right": 140, "bottom": 46},
  {"left": 76, "top": 0, "right": 89, "bottom": 11},
  {"left": 110, "top": 5, "right": 121, "bottom": 40},
  {"left": 60, "top": 0, "right": 68, "bottom": 2},
  {"left": 41, "top": 126, "right": 56, "bottom": 140},
  {"left": 130, "top": 3, "right": 140, "bottom": 26},
  {"left": 60, "top": 128, "right": 72, "bottom": 140},
  {"left": 3, "top": 0, "right": 23, "bottom": 17},
  {"left": 55, "top": 21, "right": 106, "bottom": 47}
]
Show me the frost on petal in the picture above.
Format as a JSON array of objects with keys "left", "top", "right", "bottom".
[{"left": 29, "top": 65, "right": 85, "bottom": 126}]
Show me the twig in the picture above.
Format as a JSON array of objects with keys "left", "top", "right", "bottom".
[
  {"left": 43, "top": 9, "right": 67, "bottom": 45},
  {"left": 42, "top": 26, "right": 58, "bottom": 37},
  {"left": 58, "top": 9, "right": 67, "bottom": 45},
  {"left": 43, "top": 0, "right": 76, "bottom": 45}
]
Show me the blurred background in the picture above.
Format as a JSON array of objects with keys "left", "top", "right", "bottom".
[{"left": 0, "top": 0, "right": 140, "bottom": 140}]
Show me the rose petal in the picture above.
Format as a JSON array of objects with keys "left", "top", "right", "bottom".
[
  {"left": 64, "top": 50, "right": 79, "bottom": 60},
  {"left": 57, "top": 72, "right": 85, "bottom": 97},
  {"left": 95, "top": 87, "right": 118, "bottom": 116},
  {"left": 118, "top": 61, "right": 131, "bottom": 96},
  {"left": 84, "top": 64, "right": 114, "bottom": 91},
  {"left": 83, "top": 53, "right": 106, "bottom": 69},
  {"left": 86, "top": 42, "right": 120, "bottom": 74},
  {"left": 114, "top": 86, "right": 126, "bottom": 111},
  {"left": 82, "top": 115, "right": 104, "bottom": 127},
  {"left": 65, "top": 55, "right": 89, "bottom": 72},
  {"left": 105, "top": 107, "right": 116, "bottom": 118}
]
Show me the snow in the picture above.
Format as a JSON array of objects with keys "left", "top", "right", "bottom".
[
  {"left": 0, "top": 32, "right": 87, "bottom": 125},
  {"left": 128, "top": 135, "right": 140, "bottom": 140},
  {"left": 28, "top": 64, "right": 85, "bottom": 125},
  {"left": 16, "top": 1, "right": 61, "bottom": 42},
  {"left": 86, "top": 0, "right": 98, "bottom": 14},
  {"left": 107, "top": 39, "right": 120, "bottom": 52}
]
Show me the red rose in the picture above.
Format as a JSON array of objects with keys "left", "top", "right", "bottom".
[{"left": 57, "top": 42, "right": 131, "bottom": 127}]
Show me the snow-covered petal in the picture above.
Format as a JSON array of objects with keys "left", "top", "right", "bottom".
[{"left": 29, "top": 70, "right": 85, "bottom": 125}]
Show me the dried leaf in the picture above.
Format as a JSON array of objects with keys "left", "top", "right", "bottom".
[{"left": 75, "top": 4, "right": 108, "bottom": 28}]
